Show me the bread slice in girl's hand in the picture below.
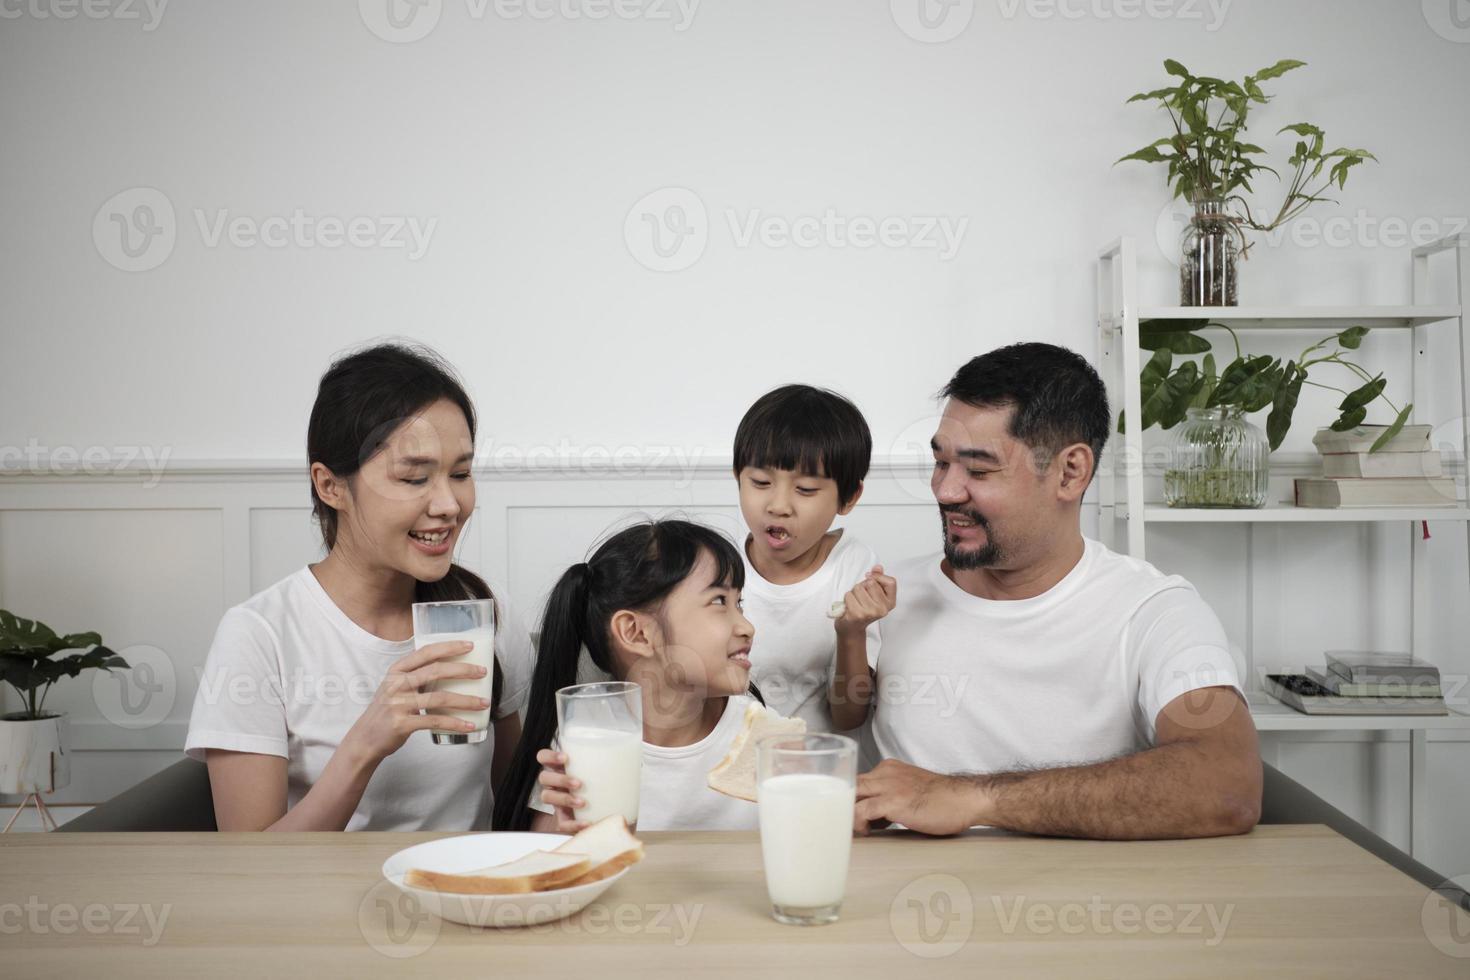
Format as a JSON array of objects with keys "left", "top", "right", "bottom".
[
  {"left": 706, "top": 702, "right": 807, "bottom": 802},
  {"left": 404, "top": 815, "right": 645, "bottom": 894}
]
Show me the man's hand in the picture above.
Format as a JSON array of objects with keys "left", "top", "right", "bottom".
[{"left": 853, "top": 759, "right": 982, "bottom": 837}]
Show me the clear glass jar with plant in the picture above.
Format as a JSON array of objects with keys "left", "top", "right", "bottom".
[
  {"left": 1122, "top": 321, "right": 1413, "bottom": 506},
  {"left": 1164, "top": 407, "right": 1269, "bottom": 509},
  {"left": 1117, "top": 58, "right": 1376, "bottom": 306}
]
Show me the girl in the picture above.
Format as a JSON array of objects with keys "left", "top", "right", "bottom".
[
  {"left": 492, "top": 519, "right": 771, "bottom": 833},
  {"left": 185, "top": 343, "right": 535, "bottom": 831}
]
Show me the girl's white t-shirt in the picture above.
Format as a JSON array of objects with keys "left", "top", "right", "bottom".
[
  {"left": 740, "top": 531, "right": 883, "bottom": 733},
  {"left": 184, "top": 567, "right": 534, "bottom": 832},
  {"left": 533, "top": 694, "right": 766, "bottom": 831}
]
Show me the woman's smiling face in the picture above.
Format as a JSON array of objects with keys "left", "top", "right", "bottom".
[{"left": 336, "top": 397, "right": 477, "bottom": 581}]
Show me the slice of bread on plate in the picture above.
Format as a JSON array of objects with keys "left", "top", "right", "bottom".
[
  {"left": 404, "top": 851, "right": 590, "bottom": 895},
  {"left": 553, "top": 815, "right": 645, "bottom": 886},
  {"left": 706, "top": 702, "right": 807, "bottom": 802},
  {"left": 405, "top": 815, "right": 645, "bottom": 894}
]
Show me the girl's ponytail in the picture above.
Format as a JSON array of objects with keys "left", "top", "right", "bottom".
[{"left": 493, "top": 563, "right": 606, "bottom": 830}]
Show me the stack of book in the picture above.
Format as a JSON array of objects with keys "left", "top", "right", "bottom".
[
  {"left": 1295, "top": 425, "right": 1457, "bottom": 508},
  {"left": 1265, "top": 650, "right": 1448, "bottom": 716}
]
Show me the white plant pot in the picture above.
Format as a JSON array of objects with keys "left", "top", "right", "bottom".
[{"left": 0, "top": 712, "right": 71, "bottom": 794}]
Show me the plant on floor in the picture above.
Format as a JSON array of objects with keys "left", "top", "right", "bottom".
[
  {"left": 1123, "top": 320, "right": 1412, "bottom": 453},
  {"left": 0, "top": 611, "right": 126, "bottom": 720}
]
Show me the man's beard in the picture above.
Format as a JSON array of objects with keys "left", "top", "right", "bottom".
[{"left": 941, "top": 507, "right": 1001, "bottom": 569}]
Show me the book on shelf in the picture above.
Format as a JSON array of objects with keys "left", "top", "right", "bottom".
[
  {"left": 1312, "top": 425, "right": 1433, "bottom": 455},
  {"left": 1304, "top": 666, "right": 1442, "bottom": 698},
  {"left": 1319, "top": 451, "right": 1442, "bottom": 479},
  {"left": 1324, "top": 650, "right": 1441, "bottom": 686},
  {"left": 1293, "top": 476, "right": 1459, "bottom": 508},
  {"left": 1264, "top": 674, "right": 1448, "bottom": 716}
]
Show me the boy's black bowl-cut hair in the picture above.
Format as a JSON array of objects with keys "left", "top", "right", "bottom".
[{"left": 733, "top": 384, "right": 872, "bottom": 507}]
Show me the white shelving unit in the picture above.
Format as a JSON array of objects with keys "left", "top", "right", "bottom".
[{"left": 1096, "top": 235, "right": 1470, "bottom": 858}]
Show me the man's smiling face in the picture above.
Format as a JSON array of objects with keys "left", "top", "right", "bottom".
[{"left": 930, "top": 397, "right": 1056, "bottom": 571}]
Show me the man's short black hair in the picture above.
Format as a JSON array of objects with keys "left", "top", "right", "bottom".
[
  {"left": 940, "top": 343, "right": 1110, "bottom": 471},
  {"left": 733, "top": 384, "right": 872, "bottom": 507}
]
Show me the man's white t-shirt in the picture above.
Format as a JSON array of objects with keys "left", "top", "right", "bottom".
[
  {"left": 184, "top": 567, "right": 534, "bottom": 832},
  {"left": 871, "top": 539, "right": 1242, "bottom": 776},
  {"left": 533, "top": 694, "right": 764, "bottom": 831},
  {"left": 741, "top": 531, "right": 882, "bottom": 733}
]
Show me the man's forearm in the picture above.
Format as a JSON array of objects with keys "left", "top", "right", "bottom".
[{"left": 964, "top": 740, "right": 1261, "bottom": 840}]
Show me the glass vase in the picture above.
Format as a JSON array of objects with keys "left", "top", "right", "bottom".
[
  {"left": 1180, "top": 196, "right": 1241, "bottom": 306},
  {"left": 1163, "top": 407, "right": 1269, "bottom": 509}
]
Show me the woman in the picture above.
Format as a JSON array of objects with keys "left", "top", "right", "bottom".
[{"left": 185, "top": 343, "right": 532, "bottom": 830}]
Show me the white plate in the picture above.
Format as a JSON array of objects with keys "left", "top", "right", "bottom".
[{"left": 381, "top": 832, "right": 632, "bottom": 928}]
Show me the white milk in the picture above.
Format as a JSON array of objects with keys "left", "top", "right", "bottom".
[
  {"left": 417, "top": 628, "right": 494, "bottom": 733},
  {"left": 560, "top": 726, "right": 643, "bottom": 826},
  {"left": 758, "top": 773, "right": 856, "bottom": 909}
]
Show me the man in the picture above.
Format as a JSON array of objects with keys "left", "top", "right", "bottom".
[{"left": 859, "top": 343, "right": 1261, "bottom": 839}]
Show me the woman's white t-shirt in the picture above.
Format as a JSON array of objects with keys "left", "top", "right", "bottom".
[
  {"left": 184, "top": 567, "right": 534, "bottom": 831},
  {"left": 740, "top": 532, "right": 883, "bottom": 733},
  {"left": 534, "top": 694, "right": 766, "bottom": 831}
]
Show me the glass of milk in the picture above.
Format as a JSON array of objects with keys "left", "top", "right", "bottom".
[
  {"left": 555, "top": 681, "right": 643, "bottom": 828},
  {"left": 757, "top": 732, "right": 858, "bottom": 926},
  {"left": 411, "top": 598, "right": 496, "bottom": 746}
]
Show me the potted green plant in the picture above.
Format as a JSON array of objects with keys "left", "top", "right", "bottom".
[
  {"left": 1, "top": 611, "right": 126, "bottom": 804},
  {"left": 1126, "top": 321, "right": 1412, "bottom": 508},
  {"left": 1117, "top": 58, "right": 1376, "bottom": 305}
]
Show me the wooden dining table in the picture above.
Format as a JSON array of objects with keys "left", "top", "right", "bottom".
[{"left": 2, "top": 824, "right": 1467, "bottom": 978}]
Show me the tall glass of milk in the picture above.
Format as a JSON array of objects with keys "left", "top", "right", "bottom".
[
  {"left": 411, "top": 599, "right": 496, "bottom": 746},
  {"left": 555, "top": 681, "right": 643, "bottom": 828},
  {"left": 757, "top": 732, "right": 858, "bottom": 926}
]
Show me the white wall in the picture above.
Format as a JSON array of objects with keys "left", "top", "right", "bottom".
[{"left": 1, "top": 1, "right": 1468, "bottom": 872}]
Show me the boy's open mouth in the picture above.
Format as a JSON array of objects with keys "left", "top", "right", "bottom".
[{"left": 764, "top": 524, "right": 794, "bottom": 550}]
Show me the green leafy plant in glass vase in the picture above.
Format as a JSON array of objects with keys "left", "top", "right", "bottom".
[
  {"left": 1127, "top": 320, "right": 1411, "bottom": 508},
  {"left": 1117, "top": 58, "right": 1376, "bottom": 306}
]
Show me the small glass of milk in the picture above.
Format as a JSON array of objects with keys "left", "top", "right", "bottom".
[
  {"left": 555, "top": 681, "right": 644, "bottom": 828},
  {"left": 756, "top": 732, "right": 858, "bottom": 926},
  {"left": 411, "top": 598, "right": 496, "bottom": 746}
]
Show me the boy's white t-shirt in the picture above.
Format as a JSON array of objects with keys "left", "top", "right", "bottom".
[
  {"left": 184, "top": 567, "right": 534, "bottom": 832},
  {"left": 533, "top": 694, "right": 764, "bottom": 831},
  {"left": 741, "top": 531, "right": 882, "bottom": 733},
  {"left": 871, "top": 538, "right": 1242, "bottom": 776}
]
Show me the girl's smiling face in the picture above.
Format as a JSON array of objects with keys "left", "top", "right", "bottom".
[{"left": 623, "top": 548, "right": 755, "bottom": 703}]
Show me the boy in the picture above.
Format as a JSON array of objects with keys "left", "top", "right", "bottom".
[{"left": 733, "top": 384, "right": 897, "bottom": 733}]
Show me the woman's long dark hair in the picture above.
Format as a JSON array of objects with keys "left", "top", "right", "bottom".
[
  {"left": 492, "top": 519, "right": 761, "bottom": 831},
  {"left": 307, "top": 341, "right": 503, "bottom": 715}
]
